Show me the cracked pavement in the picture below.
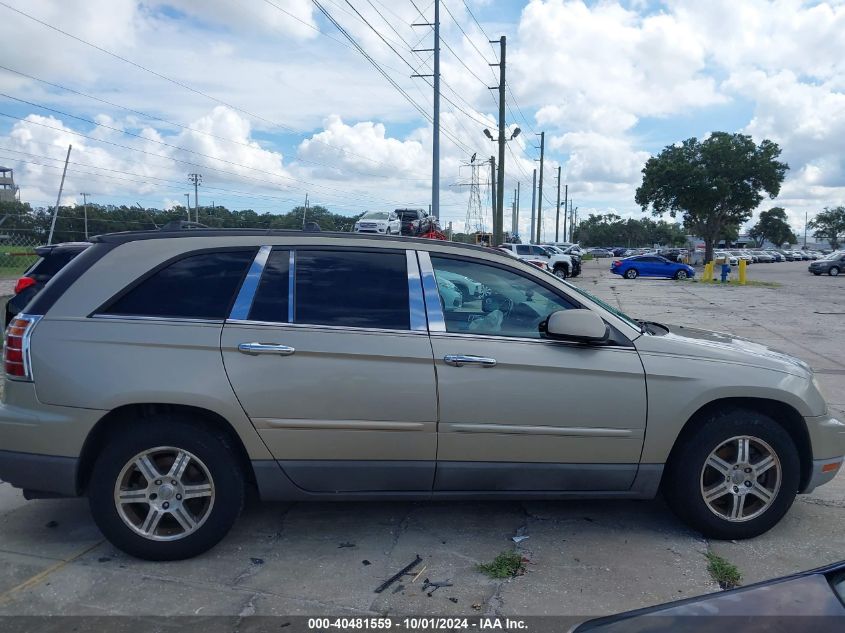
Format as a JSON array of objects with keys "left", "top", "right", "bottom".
[{"left": 0, "top": 259, "right": 841, "bottom": 616}]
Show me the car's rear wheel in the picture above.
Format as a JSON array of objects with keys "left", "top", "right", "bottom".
[
  {"left": 89, "top": 415, "right": 245, "bottom": 560},
  {"left": 674, "top": 270, "right": 688, "bottom": 280},
  {"left": 830, "top": 266, "right": 840, "bottom": 276},
  {"left": 663, "top": 408, "right": 799, "bottom": 540},
  {"left": 624, "top": 269, "right": 638, "bottom": 279}
]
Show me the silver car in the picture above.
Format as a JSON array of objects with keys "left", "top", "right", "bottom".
[{"left": 0, "top": 229, "right": 842, "bottom": 560}]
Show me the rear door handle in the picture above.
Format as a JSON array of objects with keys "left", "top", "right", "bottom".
[
  {"left": 443, "top": 354, "right": 497, "bottom": 368},
  {"left": 238, "top": 342, "right": 296, "bottom": 356}
]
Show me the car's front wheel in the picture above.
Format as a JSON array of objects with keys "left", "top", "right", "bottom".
[
  {"left": 663, "top": 408, "right": 799, "bottom": 540},
  {"left": 830, "top": 266, "right": 840, "bottom": 276},
  {"left": 624, "top": 269, "right": 639, "bottom": 279},
  {"left": 674, "top": 270, "right": 688, "bottom": 280},
  {"left": 553, "top": 266, "right": 568, "bottom": 280},
  {"left": 89, "top": 415, "right": 245, "bottom": 560}
]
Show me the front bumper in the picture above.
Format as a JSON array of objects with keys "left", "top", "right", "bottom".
[
  {"left": 800, "top": 415, "right": 845, "bottom": 493},
  {"left": 802, "top": 457, "right": 843, "bottom": 494}
]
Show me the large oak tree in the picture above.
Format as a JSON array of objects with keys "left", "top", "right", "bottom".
[
  {"left": 748, "top": 207, "right": 798, "bottom": 248},
  {"left": 635, "top": 132, "right": 788, "bottom": 262},
  {"left": 808, "top": 206, "right": 845, "bottom": 250}
]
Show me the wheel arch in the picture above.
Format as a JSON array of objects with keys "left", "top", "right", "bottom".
[
  {"left": 77, "top": 403, "right": 256, "bottom": 495},
  {"left": 665, "top": 397, "right": 813, "bottom": 492}
]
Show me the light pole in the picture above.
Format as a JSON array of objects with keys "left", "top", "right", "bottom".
[{"left": 483, "top": 127, "right": 520, "bottom": 244}]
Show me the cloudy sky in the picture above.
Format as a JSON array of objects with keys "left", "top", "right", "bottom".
[{"left": 0, "top": 0, "right": 843, "bottom": 240}]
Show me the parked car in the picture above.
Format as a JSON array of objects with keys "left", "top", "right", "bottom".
[
  {"left": 353, "top": 210, "right": 400, "bottom": 235},
  {"left": 586, "top": 247, "right": 613, "bottom": 258},
  {"left": 730, "top": 250, "right": 754, "bottom": 264},
  {"left": 437, "top": 270, "right": 484, "bottom": 299},
  {"left": 0, "top": 228, "right": 841, "bottom": 560},
  {"left": 498, "top": 243, "right": 573, "bottom": 279},
  {"left": 753, "top": 250, "right": 775, "bottom": 263},
  {"left": 544, "top": 243, "right": 583, "bottom": 277},
  {"left": 394, "top": 208, "right": 429, "bottom": 236},
  {"left": 809, "top": 251, "right": 845, "bottom": 276},
  {"left": 765, "top": 250, "right": 785, "bottom": 262},
  {"left": 4, "top": 242, "right": 90, "bottom": 327},
  {"left": 611, "top": 255, "right": 695, "bottom": 280},
  {"left": 714, "top": 251, "right": 738, "bottom": 266},
  {"left": 543, "top": 245, "right": 582, "bottom": 278},
  {"left": 574, "top": 560, "right": 845, "bottom": 631}
]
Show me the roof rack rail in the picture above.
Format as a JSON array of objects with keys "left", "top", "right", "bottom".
[{"left": 159, "top": 220, "right": 209, "bottom": 231}]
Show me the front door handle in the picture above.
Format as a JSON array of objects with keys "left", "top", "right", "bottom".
[
  {"left": 238, "top": 342, "right": 296, "bottom": 356},
  {"left": 443, "top": 354, "right": 497, "bottom": 368}
]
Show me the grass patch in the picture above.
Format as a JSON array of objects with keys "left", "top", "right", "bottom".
[
  {"left": 477, "top": 551, "right": 526, "bottom": 579},
  {"left": 705, "top": 552, "right": 742, "bottom": 589}
]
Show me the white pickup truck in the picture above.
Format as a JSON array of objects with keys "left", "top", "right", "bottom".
[{"left": 498, "top": 243, "right": 574, "bottom": 279}]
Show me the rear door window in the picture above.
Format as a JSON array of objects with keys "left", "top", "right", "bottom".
[
  {"left": 294, "top": 250, "right": 409, "bottom": 330},
  {"left": 103, "top": 250, "right": 255, "bottom": 319}
]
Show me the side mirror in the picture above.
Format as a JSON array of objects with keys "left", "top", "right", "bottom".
[{"left": 542, "top": 309, "right": 609, "bottom": 344}]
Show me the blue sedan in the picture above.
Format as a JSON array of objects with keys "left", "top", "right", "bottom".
[{"left": 611, "top": 255, "right": 695, "bottom": 280}]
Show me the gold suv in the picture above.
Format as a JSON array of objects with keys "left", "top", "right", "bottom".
[{"left": 0, "top": 229, "right": 842, "bottom": 560}]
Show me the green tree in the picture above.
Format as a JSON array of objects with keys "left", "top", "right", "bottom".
[
  {"left": 635, "top": 132, "right": 789, "bottom": 262},
  {"left": 572, "top": 213, "right": 686, "bottom": 247},
  {"left": 748, "top": 207, "right": 798, "bottom": 247},
  {"left": 808, "top": 206, "right": 845, "bottom": 250}
]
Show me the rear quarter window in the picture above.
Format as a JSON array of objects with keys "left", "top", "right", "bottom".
[{"left": 101, "top": 250, "right": 255, "bottom": 320}]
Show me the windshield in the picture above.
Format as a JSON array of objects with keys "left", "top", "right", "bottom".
[
  {"left": 823, "top": 251, "right": 844, "bottom": 260},
  {"left": 361, "top": 212, "right": 389, "bottom": 220}
]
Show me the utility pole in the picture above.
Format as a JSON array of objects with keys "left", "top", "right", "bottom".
[
  {"left": 515, "top": 182, "right": 520, "bottom": 238},
  {"left": 804, "top": 211, "right": 808, "bottom": 248},
  {"left": 562, "top": 184, "right": 568, "bottom": 242},
  {"left": 530, "top": 169, "right": 537, "bottom": 243},
  {"left": 535, "top": 132, "right": 545, "bottom": 244},
  {"left": 489, "top": 156, "right": 496, "bottom": 240},
  {"left": 48, "top": 144, "right": 72, "bottom": 245},
  {"left": 555, "top": 166, "right": 561, "bottom": 242},
  {"left": 301, "top": 193, "right": 310, "bottom": 228},
  {"left": 184, "top": 193, "right": 190, "bottom": 220},
  {"left": 489, "top": 36, "right": 506, "bottom": 246},
  {"left": 511, "top": 187, "right": 518, "bottom": 236},
  {"left": 188, "top": 173, "right": 202, "bottom": 223},
  {"left": 80, "top": 192, "right": 91, "bottom": 240},
  {"left": 412, "top": 1, "right": 440, "bottom": 220}
]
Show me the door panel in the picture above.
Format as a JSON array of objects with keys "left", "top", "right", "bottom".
[
  {"left": 425, "top": 253, "right": 647, "bottom": 492},
  {"left": 221, "top": 247, "right": 437, "bottom": 492}
]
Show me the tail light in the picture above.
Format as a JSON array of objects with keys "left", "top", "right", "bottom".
[
  {"left": 4, "top": 315, "right": 41, "bottom": 380},
  {"left": 13, "top": 276, "right": 36, "bottom": 295},
  {"left": 612, "top": 260, "right": 621, "bottom": 267}
]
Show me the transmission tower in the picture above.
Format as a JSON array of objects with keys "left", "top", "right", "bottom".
[{"left": 454, "top": 158, "right": 483, "bottom": 234}]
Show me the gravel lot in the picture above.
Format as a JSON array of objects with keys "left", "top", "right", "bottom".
[{"left": 0, "top": 259, "right": 841, "bottom": 617}]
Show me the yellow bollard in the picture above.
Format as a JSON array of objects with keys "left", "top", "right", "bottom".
[
  {"left": 739, "top": 259, "right": 747, "bottom": 285},
  {"left": 703, "top": 261, "right": 713, "bottom": 282}
]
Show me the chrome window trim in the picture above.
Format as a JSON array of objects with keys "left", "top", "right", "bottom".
[
  {"left": 228, "top": 245, "right": 271, "bottom": 321},
  {"left": 224, "top": 319, "right": 427, "bottom": 336},
  {"left": 90, "top": 314, "right": 224, "bottom": 325},
  {"left": 429, "top": 329, "right": 636, "bottom": 350},
  {"left": 406, "top": 250, "right": 427, "bottom": 332},
  {"left": 288, "top": 250, "right": 295, "bottom": 323},
  {"left": 416, "top": 250, "right": 446, "bottom": 332}
]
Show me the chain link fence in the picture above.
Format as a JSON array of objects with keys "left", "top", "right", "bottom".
[{"left": 0, "top": 233, "right": 41, "bottom": 277}]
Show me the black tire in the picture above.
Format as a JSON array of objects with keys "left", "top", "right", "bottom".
[
  {"left": 624, "top": 269, "right": 638, "bottom": 279},
  {"left": 553, "top": 266, "right": 569, "bottom": 280},
  {"left": 88, "top": 414, "right": 245, "bottom": 560},
  {"left": 674, "top": 270, "right": 688, "bottom": 280},
  {"left": 830, "top": 267, "right": 840, "bottom": 277},
  {"left": 663, "top": 408, "right": 799, "bottom": 540}
]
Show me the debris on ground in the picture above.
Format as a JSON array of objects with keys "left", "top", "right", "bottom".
[
  {"left": 411, "top": 566, "right": 427, "bottom": 583},
  {"left": 97, "top": 557, "right": 111, "bottom": 563},
  {"left": 45, "top": 521, "right": 58, "bottom": 528},
  {"left": 338, "top": 542, "right": 355, "bottom": 548},
  {"left": 421, "top": 578, "right": 454, "bottom": 596},
  {"left": 250, "top": 557, "right": 264, "bottom": 566},
  {"left": 471, "top": 603, "right": 482, "bottom": 611},
  {"left": 512, "top": 535, "right": 529, "bottom": 543},
  {"left": 374, "top": 555, "right": 422, "bottom": 593},
  {"left": 362, "top": 560, "right": 371, "bottom": 566},
  {"left": 392, "top": 584, "right": 404, "bottom": 595},
  {"left": 449, "top": 597, "right": 458, "bottom": 604}
]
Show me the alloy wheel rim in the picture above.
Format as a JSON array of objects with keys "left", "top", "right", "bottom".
[
  {"left": 700, "top": 435, "right": 781, "bottom": 523},
  {"left": 114, "top": 446, "right": 215, "bottom": 541}
]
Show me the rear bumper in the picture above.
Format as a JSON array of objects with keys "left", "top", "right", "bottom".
[{"left": 0, "top": 449, "right": 78, "bottom": 496}]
